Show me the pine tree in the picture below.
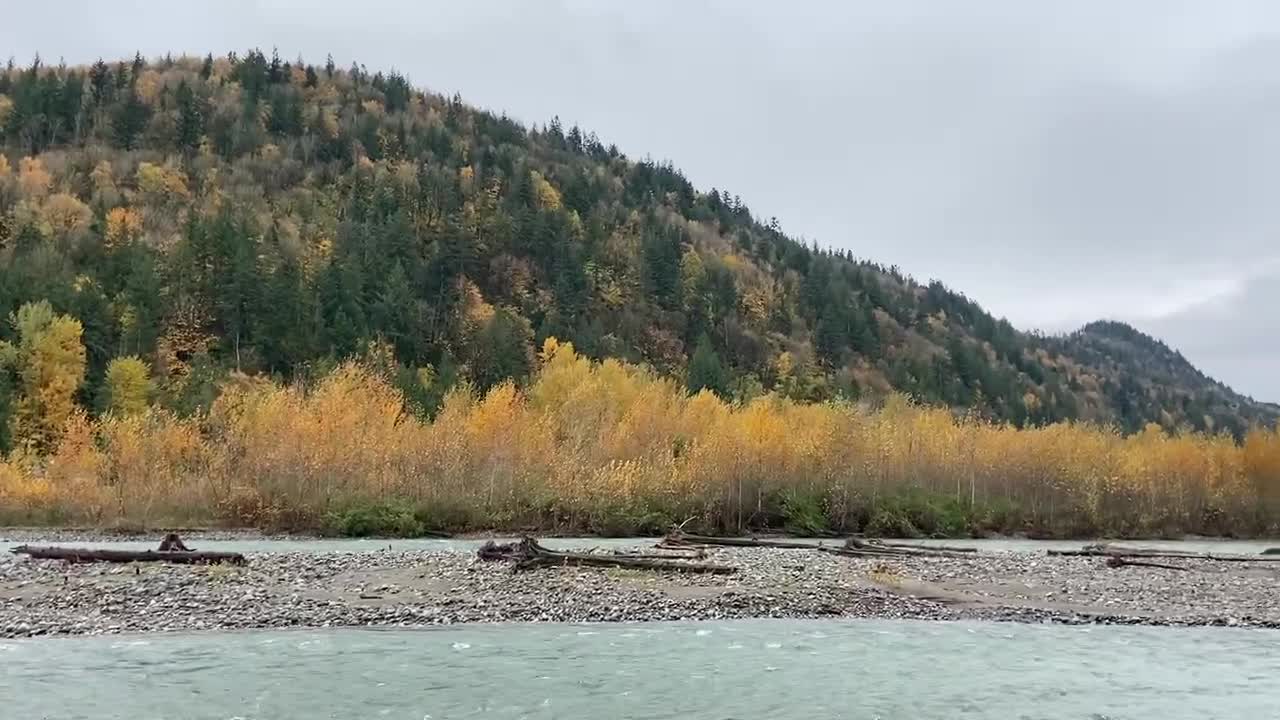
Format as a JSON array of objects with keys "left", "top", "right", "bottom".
[
  {"left": 175, "top": 80, "right": 204, "bottom": 152},
  {"left": 643, "top": 224, "right": 682, "bottom": 310},
  {"left": 464, "top": 307, "right": 533, "bottom": 392},
  {"left": 111, "top": 90, "right": 150, "bottom": 149},
  {"left": 687, "top": 334, "right": 728, "bottom": 398}
]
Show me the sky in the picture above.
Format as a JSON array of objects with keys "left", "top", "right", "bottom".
[{"left": 3, "top": 1, "right": 1278, "bottom": 400}]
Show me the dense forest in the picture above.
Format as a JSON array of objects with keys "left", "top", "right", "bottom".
[{"left": 0, "top": 50, "right": 1275, "bottom": 459}]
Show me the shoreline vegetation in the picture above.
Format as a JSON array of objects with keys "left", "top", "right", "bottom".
[
  {"left": 2, "top": 341, "right": 1280, "bottom": 540},
  {"left": 0, "top": 52, "right": 1278, "bottom": 543}
]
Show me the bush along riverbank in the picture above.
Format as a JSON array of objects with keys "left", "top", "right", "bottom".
[{"left": 3, "top": 342, "right": 1280, "bottom": 539}]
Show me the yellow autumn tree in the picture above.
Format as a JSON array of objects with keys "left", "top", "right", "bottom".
[
  {"left": 531, "top": 171, "right": 562, "bottom": 210},
  {"left": 0, "top": 301, "right": 87, "bottom": 452},
  {"left": 18, "top": 156, "right": 52, "bottom": 199},
  {"left": 104, "top": 207, "right": 144, "bottom": 248},
  {"left": 134, "top": 70, "right": 163, "bottom": 104},
  {"left": 103, "top": 356, "right": 153, "bottom": 416},
  {"left": 40, "top": 193, "right": 93, "bottom": 236},
  {"left": 0, "top": 94, "right": 13, "bottom": 128},
  {"left": 136, "top": 162, "right": 190, "bottom": 201},
  {"left": 90, "top": 161, "right": 115, "bottom": 194}
]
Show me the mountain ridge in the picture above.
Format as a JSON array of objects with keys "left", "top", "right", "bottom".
[{"left": 0, "top": 49, "right": 1274, "bottom": 442}]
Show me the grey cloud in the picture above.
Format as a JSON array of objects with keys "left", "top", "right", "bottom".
[{"left": 2, "top": 0, "right": 1276, "bottom": 399}]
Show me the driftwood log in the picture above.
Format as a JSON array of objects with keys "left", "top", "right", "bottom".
[
  {"left": 1047, "top": 543, "right": 1280, "bottom": 563},
  {"left": 659, "top": 530, "right": 977, "bottom": 559},
  {"left": 660, "top": 532, "right": 818, "bottom": 550},
  {"left": 867, "top": 539, "right": 978, "bottom": 553},
  {"left": 10, "top": 534, "right": 246, "bottom": 565},
  {"left": 1104, "top": 555, "right": 1190, "bottom": 572},
  {"left": 611, "top": 548, "right": 708, "bottom": 560},
  {"left": 10, "top": 545, "right": 247, "bottom": 565},
  {"left": 841, "top": 537, "right": 977, "bottom": 557},
  {"left": 477, "top": 537, "right": 736, "bottom": 574}
]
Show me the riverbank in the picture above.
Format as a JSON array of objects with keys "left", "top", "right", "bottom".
[{"left": 4, "top": 536, "right": 1279, "bottom": 638}]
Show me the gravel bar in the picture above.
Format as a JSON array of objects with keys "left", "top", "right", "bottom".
[{"left": 3, "top": 542, "right": 1278, "bottom": 638}]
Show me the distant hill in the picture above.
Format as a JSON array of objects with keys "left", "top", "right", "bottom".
[
  {"left": 1050, "top": 321, "right": 1279, "bottom": 435},
  {"left": 0, "top": 50, "right": 1273, "bottom": 441}
]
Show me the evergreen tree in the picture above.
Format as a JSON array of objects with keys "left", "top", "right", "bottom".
[
  {"left": 643, "top": 224, "right": 682, "bottom": 310},
  {"left": 467, "top": 307, "right": 533, "bottom": 392},
  {"left": 175, "top": 80, "right": 204, "bottom": 152},
  {"left": 110, "top": 90, "right": 150, "bottom": 149},
  {"left": 687, "top": 334, "right": 728, "bottom": 398}
]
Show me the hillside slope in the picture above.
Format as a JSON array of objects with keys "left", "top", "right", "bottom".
[{"left": 0, "top": 50, "right": 1273, "bottom": 443}]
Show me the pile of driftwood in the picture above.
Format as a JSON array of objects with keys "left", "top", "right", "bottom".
[
  {"left": 659, "top": 530, "right": 977, "bottom": 559},
  {"left": 1048, "top": 542, "right": 1280, "bottom": 565},
  {"left": 477, "top": 537, "right": 735, "bottom": 574},
  {"left": 473, "top": 531, "right": 1280, "bottom": 577},
  {"left": 475, "top": 530, "right": 980, "bottom": 575},
  {"left": 10, "top": 533, "right": 247, "bottom": 566}
]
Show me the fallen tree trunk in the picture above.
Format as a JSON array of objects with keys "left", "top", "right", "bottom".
[
  {"left": 1105, "top": 556, "right": 1190, "bottom": 572},
  {"left": 661, "top": 531, "right": 817, "bottom": 550},
  {"left": 612, "top": 549, "right": 708, "bottom": 560},
  {"left": 10, "top": 545, "right": 247, "bottom": 565},
  {"left": 659, "top": 531, "right": 977, "bottom": 558},
  {"left": 479, "top": 538, "right": 735, "bottom": 574},
  {"left": 818, "top": 545, "right": 975, "bottom": 560},
  {"left": 877, "top": 540, "right": 978, "bottom": 554},
  {"left": 654, "top": 540, "right": 713, "bottom": 551},
  {"left": 843, "top": 537, "right": 977, "bottom": 557},
  {"left": 1047, "top": 543, "right": 1280, "bottom": 563}
]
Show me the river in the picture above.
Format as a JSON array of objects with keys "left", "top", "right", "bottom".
[{"left": 4, "top": 618, "right": 1276, "bottom": 719}]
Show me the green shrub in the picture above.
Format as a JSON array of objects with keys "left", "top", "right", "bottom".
[
  {"left": 779, "top": 490, "right": 829, "bottom": 536},
  {"left": 865, "top": 509, "right": 921, "bottom": 538},
  {"left": 589, "top": 505, "right": 674, "bottom": 537},
  {"left": 321, "top": 500, "right": 425, "bottom": 537}
]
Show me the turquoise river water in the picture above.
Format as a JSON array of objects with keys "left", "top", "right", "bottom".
[{"left": 3, "top": 618, "right": 1277, "bottom": 719}]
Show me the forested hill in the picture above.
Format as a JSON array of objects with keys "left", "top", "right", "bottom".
[{"left": 0, "top": 51, "right": 1274, "bottom": 444}]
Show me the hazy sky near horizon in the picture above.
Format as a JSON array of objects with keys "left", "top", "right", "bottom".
[{"left": 4, "top": 1, "right": 1278, "bottom": 400}]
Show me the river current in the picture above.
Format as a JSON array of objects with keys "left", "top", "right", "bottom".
[{"left": 4, "top": 618, "right": 1276, "bottom": 719}]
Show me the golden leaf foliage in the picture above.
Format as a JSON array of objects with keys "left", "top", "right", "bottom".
[
  {"left": 531, "top": 171, "right": 562, "bottom": 210},
  {"left": 104, "top": 207, "right": 144, "bottom": 248},
  {"left": 136, "top": 162, "right": 190, "bottom": 200},
  {"left": 104, "top": 356, "right": 154, "bottom": 416},
  {"left": 0, "top": 94, "right": 12, "bottom": 128},
  {"left": 2, "top": 339, "right": 1280, "bottom": 534},
  {"left": 135, "top": 70, "right": 163, "bottom": 104},
  {"left": 90, "top": 161, "right": 115, "bottom": 193},
  {"left": 156, "top": 303, "right": 214, "bottom": 379},
  {"left": 18, "top": 156, "right": 52, "bottom": 199},
  {"left": 40, "top": 193, "right": 92, "bottom": 236},
  {"left": 0, "top": 302, "right": 87, "bottom": 453}
]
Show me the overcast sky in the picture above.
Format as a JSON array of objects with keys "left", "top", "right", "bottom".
[{"left": 4, "top": 1, "right": 1277, "bottom": 400}]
